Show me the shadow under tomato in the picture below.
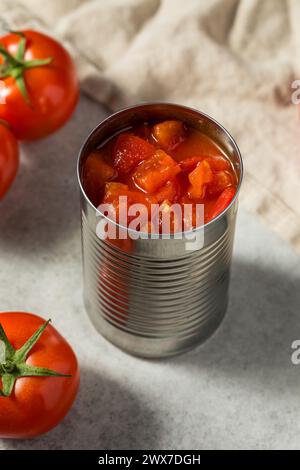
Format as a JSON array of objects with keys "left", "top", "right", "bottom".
[
  {"left": 3, "top": 258, "right": 300, "bottom": 449},
  {"left": 0, "top": 95, "right": 109, "bottom": 254},
  {"left": 4, "top": 365, "right": 161, "bottom": 450}
]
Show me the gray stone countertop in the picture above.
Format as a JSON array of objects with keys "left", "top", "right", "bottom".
[{"left": 0, "top": 96, "right": 299, "bottom": 450}]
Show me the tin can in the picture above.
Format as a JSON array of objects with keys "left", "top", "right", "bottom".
[{"left": 77, "top": 103, "right": 243, "bottom": 358}]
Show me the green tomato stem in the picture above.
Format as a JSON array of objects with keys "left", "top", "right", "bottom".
[
  {"left": 0, "top": 323, "right": 14, "bottom": 359},
  {"left": 0, "top": 31, "right": 53, "bottom": 104},
  {"left": 0, "top": 319, "right": 71, "bottom": 398},
  {"left": 14, "top": 319, "right": 51, "bottom": 363},
  {"left": 16, "top": 35, "right": 26, "bottom": 61},
  {"left": 24, "top": 57, "right": 53, "bottom": 68}
]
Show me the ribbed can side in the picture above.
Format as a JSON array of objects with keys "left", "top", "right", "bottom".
[{"left": 81, "top": 206, "right": 236, "bottom": 358}]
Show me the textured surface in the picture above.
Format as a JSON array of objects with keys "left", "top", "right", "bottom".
[
  {"left": 0, "top": 96, "right": 300, "bottom": 449},
  {"left": 82, "top": 208, "right": 234, "bottom": 357}
]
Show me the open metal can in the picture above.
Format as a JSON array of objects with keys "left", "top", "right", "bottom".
[{"left": 77, "top": 103, "right": 243, "bottom": 358}]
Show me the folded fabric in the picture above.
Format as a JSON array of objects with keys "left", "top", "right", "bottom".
[{"left": 1, "top": 0, "right": 300, "bottom": 252}]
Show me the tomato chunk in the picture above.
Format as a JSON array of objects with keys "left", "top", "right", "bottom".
[
  {"left": 153, "top": 120, "right": 186, "bottom": 151},
  {"left": 85, "top": 118, "right": 239, "bottom": 233},
  {"left": 102, "top": 182, "right": 157, "bottom": 223},
  {"left": 153, "top": 199, "right": 183, "bottom": 234},
  {"left": 154, "top": 179, "right": 181, "bottom": 203},
  {"left": 102, "top": 182, "right": 129, "bottom": 203},
  {"left": 113, "top": 133, "right": 155, "bottom": 175},
  {"left": 205, "top": 156, "right": 231, "bottom": 172},
  {"left": 133, "top": 150, "right": 180, "bottom": 193},
  {"left": 187, "top": 160, "right": 213, "bottom": 199},
  {"left": 207, "top": 171, "right": 233, "bottom": 197},
  {"left": 180, "top": 156, "right": 204, "bottom": 172},
  {"left": 206, "top": 187, "right": 236, "bottom": 222},
  {"left": 83, "top": 152, "right": 116, "bottom": 202},
  {"left": 127, "top": 191, "right": 158, "bottom": 211},
  {"left": 181, "top": 155, "right": 231, "bottom": 172}
]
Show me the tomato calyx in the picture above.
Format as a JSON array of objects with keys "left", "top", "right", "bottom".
[
  {"left": 0, "top": 31, "right": 52, "bottom": 103},
  {"left": 0, "top": 319, "right": 71, "bottom": 397}
]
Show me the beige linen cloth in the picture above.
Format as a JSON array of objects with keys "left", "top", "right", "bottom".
[{"left": 1, "top": 0, "right": 300, "bottom": 252}]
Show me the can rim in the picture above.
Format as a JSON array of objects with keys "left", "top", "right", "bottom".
[{"left": 77, "top": 101, "right": 243, "bottom": 237}]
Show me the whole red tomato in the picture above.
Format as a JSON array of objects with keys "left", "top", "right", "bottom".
[
  {"left": 0, "top": 312, "right": 80, "bottom": 438},
  {"left": 0, "top": 121, "right": 19, "bottom": 198},
  {"left": 0, "top": 30, "right": 79, "bottom": 140}
]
